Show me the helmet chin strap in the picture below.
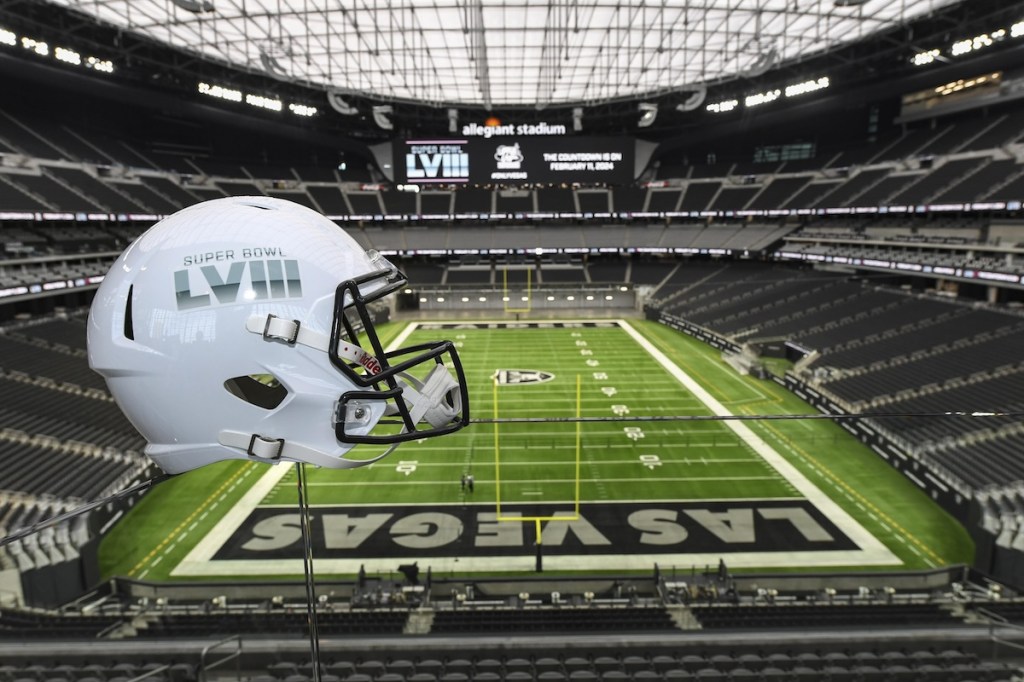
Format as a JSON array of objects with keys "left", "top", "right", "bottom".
[
  {"left": 218, "top": 430, "right": 398, "bottom": 469},
  {"left": 247, "top": 314, "right": 381, "bottom": 373}
]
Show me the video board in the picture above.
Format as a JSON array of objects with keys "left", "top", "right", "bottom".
[{"left": 395, "top": 137, "right": 635, "bottom": 186}]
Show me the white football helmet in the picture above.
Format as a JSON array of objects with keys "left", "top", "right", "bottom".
[{"left": 87, "top": 196, "right": 468, "bottom": 474}]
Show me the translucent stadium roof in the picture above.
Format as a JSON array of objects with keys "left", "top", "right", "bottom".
[{"left": 51, "top": 0, "right": 961, "bottom": 107}]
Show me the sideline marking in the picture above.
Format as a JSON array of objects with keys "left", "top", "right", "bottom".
[
  {"left": 618, "top": 319, "right": 897, "bottom": 567},
  {"left": 133, "top": 462, "right": 256, "bottom": 578},
  {"left": 756, "top": 418, "right": 939, "bottom": 566}
]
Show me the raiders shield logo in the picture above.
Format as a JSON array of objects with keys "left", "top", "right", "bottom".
[{"left": 493, "top": 369, "right": 555, "bottom": 385}]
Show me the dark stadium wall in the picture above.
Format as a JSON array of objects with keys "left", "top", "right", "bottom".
[
  {"left": 0, "top": 51, "right": 376, "bottom": 173},
  {"left": 20, "top": 543, "right": 95, "bottom": 609},
  {"left": 17, "top": 471, "right": 145, "bottom": 608},
  {"left": 655, "top": 41, "right": 1024, "bottom": 166},
  {"left": 969, "top": 502, "right": 1024, "bottom": 590},
  {"left": 0, "top": 290, "right": 98, "bottom": 323}
]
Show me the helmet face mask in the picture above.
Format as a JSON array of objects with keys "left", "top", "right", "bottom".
[
  {"left": 328, "top": 272, "right": 469, "bottom": 445},
  {"left": 88, "top": 196, "right": 469, "bottom": 475}
]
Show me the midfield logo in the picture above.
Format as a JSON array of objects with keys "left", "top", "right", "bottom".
[{"left": 493, "top": 369, "right": 555, "bottom": 385}]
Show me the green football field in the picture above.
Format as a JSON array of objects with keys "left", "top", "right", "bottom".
[{"left": 99, "top": 317, "right": 973, "bottom": 581}]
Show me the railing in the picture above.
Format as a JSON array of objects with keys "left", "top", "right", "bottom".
[
  {"left": 199, "top": 634, "right": 242, "bottom": 682},
  {"left": 977, "top": 607, "right": 1024, "bottom": 660},
  {"left": 125, "top": 666, "right": 171, "bottom": 682}
]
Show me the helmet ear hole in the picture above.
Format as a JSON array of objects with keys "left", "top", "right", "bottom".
[
  {"left": 224, "top": 374, "right": 288, "bottom": 409},
  {"left": 124, "top": 285, "right": 134, "bottom": 340}
]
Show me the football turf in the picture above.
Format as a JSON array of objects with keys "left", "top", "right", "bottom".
[{"left": 98, "top": 318, "right": 973, "bottom": 581}]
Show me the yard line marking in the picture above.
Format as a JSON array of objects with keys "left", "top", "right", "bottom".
[
  {"left": 305, "top": 475, "right": 783, "bottom": 486},
  {"left": 311, "top": 457, "right": 767, "bottom": 467},
  {"left": 256, "top": 496, "right": 808, "bottom": 508}
]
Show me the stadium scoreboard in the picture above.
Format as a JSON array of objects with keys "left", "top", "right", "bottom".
[{"left": 395, "top": 136, "right": 635, "bottom": 185}]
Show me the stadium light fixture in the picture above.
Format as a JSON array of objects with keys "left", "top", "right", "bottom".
[
  {"left": 745, "top": 89, "right": 781, "bottom": 107},
  {"left": 198, "top": 81, "right": 242, "bottom": 102},
  {"left": 706, "top": 99, "right": 738, "bottom": 113},
  {"left": 952, "top": 32, "right": 996, "bottom": 57},
  {"left": 912, "top": 48, "right": 941, "bottom": 66},
  {"left": 913, "top": 20, "right": 1024, "bottom": 68},
  {"left": 8, "top": 28, "right": 114, "bottom": 74},
  {"left": 246, "top": 93, "right": 282, "bottom": 112},
  {"left": 637, "top": 103, "right": 658, "bottom": 128},
  {"left": 85, "top": 56, "right": 113, "bottom": 73},
  {"left": 785, "top": 76, "right": 829, "bottom": 98},
  {"left": 288, "top": 103, "right": 317, "bottom": 117},
  {"left": 54, "top": 46, "right": 81, "bottom": 65},
  {"left": 21, "top": 36, "right": 48, "bottom": 56}
]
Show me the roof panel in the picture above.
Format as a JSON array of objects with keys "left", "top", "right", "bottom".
[{"left": 47, "top": 0, "right": 962, "bottom": 106}]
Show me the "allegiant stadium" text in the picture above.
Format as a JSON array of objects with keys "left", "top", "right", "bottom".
[{"left": 462, "top": 122, "right": 567, "bottom": 137}]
